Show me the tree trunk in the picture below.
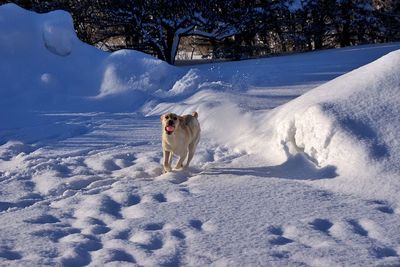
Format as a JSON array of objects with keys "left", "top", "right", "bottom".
[
  {"left": 164, "top": 28, "right": 181, "bottom": 65},
  {"left": 314, "top": 35, "right": 323, "bottom": 50},
  {"left": 340, "top": 22, "right": 351, "bottom": 47}
]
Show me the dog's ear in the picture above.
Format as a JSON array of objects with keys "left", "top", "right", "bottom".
[{"left": 160, "top": 114, "right": 164, "bottom": 121}]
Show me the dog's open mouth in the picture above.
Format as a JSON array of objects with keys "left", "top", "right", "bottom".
[{"left": 165, "top": 125, "right": 175, "bottom": 135}]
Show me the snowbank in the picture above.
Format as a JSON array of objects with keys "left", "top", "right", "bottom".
[
  {"left": 0, "top": 4, "right": 103, "bottom": 112},
  {"left": 96, "top": 50, "right": 180, "bottom": 98},
  {"left": 271, "top": 50, "right": 400, "bottom": 171},
  {"left": 262, "top": 50, "right": 400, "bottom": 201},
  {"left": 0, "top": 3, "right": 186, "bottom": 119}
]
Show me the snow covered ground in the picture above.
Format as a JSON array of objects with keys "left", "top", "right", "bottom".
[{"left": 1, "top": 4, "right": 400, "bottom": 266}]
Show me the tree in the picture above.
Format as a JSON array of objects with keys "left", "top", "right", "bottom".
[
  {"left": 2, "top": 0, "right": 399, "bottom": 63},
  {"left": 373, "top": 0, "right": 400, "bottom": 42},
  {"left": 300, "top": 0, "right": 336, "bottom": 50},
  {"left": 127, "top": 0, "right": 259, "bottom": 64},
  {"left": 332, "top": 0, "right": 380, "bottom": 47}
]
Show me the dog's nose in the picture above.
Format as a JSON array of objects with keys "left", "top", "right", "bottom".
[{"left": 168, "top": 120, "right": 174, "bottom": 126}]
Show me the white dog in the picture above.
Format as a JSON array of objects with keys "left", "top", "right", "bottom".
[{"left": 161, "top": 112, "right": 200, "bottom": 173}]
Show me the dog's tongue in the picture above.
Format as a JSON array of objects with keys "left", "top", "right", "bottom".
[{"left": 166, "top": 126, "right": 175, "bottom": 132}]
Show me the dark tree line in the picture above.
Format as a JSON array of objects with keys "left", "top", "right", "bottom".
[{"left": 1, "top": 0, "right": 400, "bottom": 64}]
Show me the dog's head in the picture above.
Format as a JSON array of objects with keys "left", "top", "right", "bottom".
[{"left": 161, "top": 113, "right": 181, "bottom": 135}]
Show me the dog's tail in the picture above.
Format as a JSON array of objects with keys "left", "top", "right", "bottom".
[{"left": 192, "top": 111, "right": 198, "bottom": 118}]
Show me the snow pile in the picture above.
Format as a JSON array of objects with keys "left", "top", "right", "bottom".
[
  {"left": 97, "top": 50, "right": 179, "bottom": 98},
  {"left": 0, "top": 4, "right": 103, "bottom": 113},
  {"left": 266, "top": 50, "right": 400, "bottom": 201},
  {"left": 0, "top": 4, "right": 186, "bottom": 117}
]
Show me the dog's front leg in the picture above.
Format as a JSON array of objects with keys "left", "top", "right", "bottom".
[
  {"left": 163, "top": 150, "right": 172, "bottom": 173},
  {"left": 175, "top": 151, "right": 187, "bottom": 170}
]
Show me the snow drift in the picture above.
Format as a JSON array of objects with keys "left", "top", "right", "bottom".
[
  {"left": 271, "top": 50, "right": 399, "bottom": 172},
  {"left": 0, "top": 4, "right": 186, "bottom": 117},
  {"left": 259, "top": 50, "right": 400, "bottom": 201}
]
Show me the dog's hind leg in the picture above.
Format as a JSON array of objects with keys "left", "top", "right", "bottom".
[
  {"left": 186, "top": 135, "right": 200, "bottom": 168},
  {"left": 163, "top": 150, "right": 172, "bottom": 173}
]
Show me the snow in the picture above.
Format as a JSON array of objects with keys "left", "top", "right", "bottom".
[
  {"left": 1, "top": 3, "right": 400, "bottom": 266},
  {"left": 266, "top": 51, "right": 400, "bottom": 203},
  {"left": 97, "top": 50, "right": 179, "bottom": 99},
  {"left": 43, "top": 19, "right": 75, "bottom": 57}
]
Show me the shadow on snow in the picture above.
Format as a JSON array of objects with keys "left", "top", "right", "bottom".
[{"left": 204, "top": 153, "right": 337, "bottom": 180}]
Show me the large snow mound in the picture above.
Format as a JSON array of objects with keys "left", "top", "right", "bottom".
[
  {"left": 0, "top": 4, "right": 102, "bottom": 110},
  {"left": 0, "top": 4, "right": 183, "bottom": 118},
  {"left": 265, "top": 50, "right": 400, "bottom": 201},
  {"left": 271, "top": 50, "right": 400, "bottom": 174},
  {"left": 97, "top": 50, "right": 180, "bottom": 98}
]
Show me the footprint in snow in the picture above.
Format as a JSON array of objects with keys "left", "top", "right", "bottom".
[
  {"left": 0, "top": 247, "right": 22, "bottom": 261},
  {"left": 376, "top": 206, "right": 395, "bottom": 214},
  {"left": 24, "top": 214, "right": 60, "bottom": 224},
  {"left": 188, "top": 219, "right": 217, "bottom": 233},
  {"left": 266, "top": 225, "right": 293, "bottom": 246},
  {"left": 0, "top": 198, "right": 40, "bottom": 213},
  {"left": 131, "top": 231, "right": 164, "bottom": 251},
  {"left": 144, "top": 222, "right": 165, "bottom": 231},
  {"left": 113, "top": 153, "right": 137, "bottom": 169},
  {"left": 123, "top": 194, "right": 141, "bottom": 206},
  {"left": 189, "top": 219, "right": 203, "bottom": 231},
  {"left": 170, "top": 229, "right": 186, "bottom": 239},
  {"left": 99, "top": 248, "right": 136, "bottom": 264},
  {"left": 147, "top": 190, "right": 188, "bottom": 203},
  {"left": 112, "top": 229, "right": 131, "bottom": 240},
  {"left": 153, "top": 193, "right": 167, "bottom": 203},
  {"left": 347, "top": 219, "right": 369, "bottom": 237},
  {"left": 309, "top": 218, "right": 333, "bottom": 235},
  {"left": 370, "top": 246, "right": 398, "bottom": 258},
  {"left": 59, "top": 234, "right": 102, "bottom": 266},
  {"left": 367, "top": 199, "right": 395, "bottom": 214},
  {"left": 31, "top": 227, "right": 81, "bottom": 242},
  {"left": 89, "top": 225, "right": 111, "bottom": 235}
]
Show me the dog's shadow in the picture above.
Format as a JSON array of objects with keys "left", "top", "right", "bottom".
[{"left": 203, "top": 153, "right": 337, "bottom": 180}]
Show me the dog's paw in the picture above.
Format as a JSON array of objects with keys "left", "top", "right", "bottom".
[
  {"left": 174, "top": 165, "right": 184, "bottom": 170},
  {"left": 163, "top": 166, "right": 172, "bottom": 173}
]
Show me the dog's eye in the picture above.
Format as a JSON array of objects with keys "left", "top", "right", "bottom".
[
  {"left": 165, "top": 115, "right": 169, "bottom": 120},
  {"left": 173, "top": 117, "right": 177, "bottom": 120}
]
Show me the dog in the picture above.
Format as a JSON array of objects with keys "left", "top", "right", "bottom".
[{"left": 161, "top": 111, "right": 200, "bottom": 173}]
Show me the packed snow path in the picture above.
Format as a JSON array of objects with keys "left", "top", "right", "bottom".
[{"left": 1, "top": 112, "right": 400, "bottom": 266}]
